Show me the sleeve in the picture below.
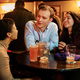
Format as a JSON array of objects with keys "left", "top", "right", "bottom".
[
  {"left": 24, "top": 21, "right": 36, "bottom": 50},
  {"left": 0, "top": 50, "right": 13, "bottom": 80},
  {"left": 47, "top": 23, "right": 59, "bottom": 51}
]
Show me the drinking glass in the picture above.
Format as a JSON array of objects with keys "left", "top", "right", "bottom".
[
  {"left": 66, "top": 44, "right": 76, "bottom": 63},
  {"left": 40, "top": 45, "right": 50, "bottom": 63},
  {"left": 36, "top": 41, "right": 47, "bottom": 57},
  {"left": 36, "top": 42, "right": 44, "bottom": 57},
  {"left": 29, "top": 45, "right": 38, "bottom": 62}
]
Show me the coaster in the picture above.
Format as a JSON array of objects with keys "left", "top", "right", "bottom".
[
  {"left": 66, "top": 61, "right": 76, "bottom": 64},
  {"left": 39, "top": 60, "right": 49, "bottom": 63}
]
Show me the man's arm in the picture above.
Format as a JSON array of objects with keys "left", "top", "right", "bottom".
[{"left": 24, "top": 21, "right": 36, "bottom": 50}]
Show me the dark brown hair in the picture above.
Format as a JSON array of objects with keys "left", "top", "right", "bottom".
[{"left": 0, "top": 18, "right": 15, "bottom": 40}]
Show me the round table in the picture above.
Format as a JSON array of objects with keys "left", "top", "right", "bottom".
[{"left": 16, "top": 51, "right": 80, "bottom": 80}]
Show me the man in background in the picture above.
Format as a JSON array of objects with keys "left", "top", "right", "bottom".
[{"left": 3, "top": 0, "right": 36, "bottom": 51}]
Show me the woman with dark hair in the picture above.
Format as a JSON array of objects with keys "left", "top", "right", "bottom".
[
  {"left": 54, "top": 11, "right": 80, "bottom": 80},
  {"left": 58, "top": 11, "right": 80, "bottom": 54}
]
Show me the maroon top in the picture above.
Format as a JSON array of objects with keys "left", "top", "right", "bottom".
[{"left": 59, "top": 32, "right": 80, "bottom": 54}]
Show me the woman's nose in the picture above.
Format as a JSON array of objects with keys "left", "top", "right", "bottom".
[{"left": 64, "top": 18, "right": 67, "bottom": 21}]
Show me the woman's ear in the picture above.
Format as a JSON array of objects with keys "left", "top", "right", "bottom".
[
  {"left": 49, "top": 18, "right": 53, "bottom": 23},
  {"left": 7, "top": 32, "right": 11, "bottom": 38}
]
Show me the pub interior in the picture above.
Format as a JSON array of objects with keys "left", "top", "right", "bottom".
[
  {"left": 0, "top": 0, "right": 80, "bottom": 21},
  {"left": 0, "top": 0, "right": 80, "bottom": 80}
]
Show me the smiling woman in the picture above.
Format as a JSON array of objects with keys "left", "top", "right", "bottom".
[{"left": 58, "top": 11, "right": 80, "bottom": 55}]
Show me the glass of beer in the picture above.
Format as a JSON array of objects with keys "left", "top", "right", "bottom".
[
  {"left": 66, "top": 44, "right": 76, "bottom": 63},
  {"left": 36, "top": 42, "right": 46, "bottom": 57},
  {"left": 29, "top": 45, "right": 38, "bottom": 62}
]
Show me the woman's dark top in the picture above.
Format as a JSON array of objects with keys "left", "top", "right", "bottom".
[{"left": 59, "top": 30, "right": 80, "bottom": 54}]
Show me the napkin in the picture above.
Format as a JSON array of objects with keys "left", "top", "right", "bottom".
[{"left": 54, "top": 52, "right": 80, "bottom": 61}]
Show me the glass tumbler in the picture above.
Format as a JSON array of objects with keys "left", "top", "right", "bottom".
[{"left": 40, "top": 45, "right": 50, "bottom": 63}]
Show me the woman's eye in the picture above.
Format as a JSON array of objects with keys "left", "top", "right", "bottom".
[
  {"left": 67, "top": 18, "right": 70, "bottom": 19},
  {"left": 43, "top": 17, "right": 46, "bottom": 19}
]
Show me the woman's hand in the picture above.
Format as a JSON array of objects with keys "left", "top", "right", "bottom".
[{"left": 58, "top": 41, "right": 66, "bottom": 50}]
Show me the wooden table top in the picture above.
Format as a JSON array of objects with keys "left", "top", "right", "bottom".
[{"left": 16, "top": 51, "right": 80, "bottom": 72}]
